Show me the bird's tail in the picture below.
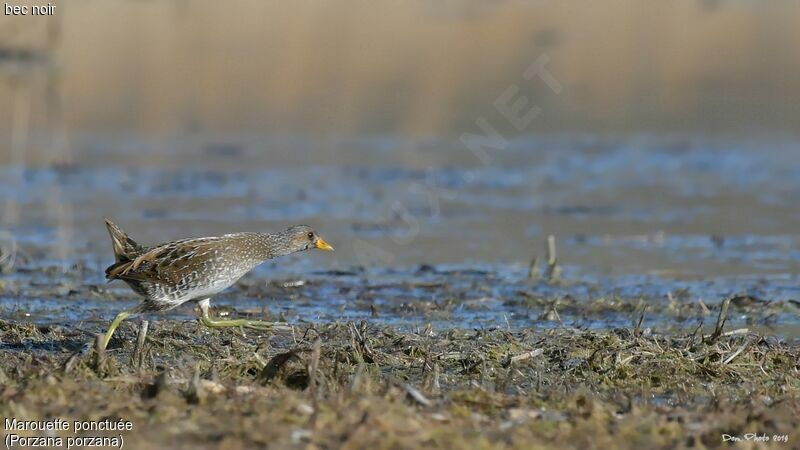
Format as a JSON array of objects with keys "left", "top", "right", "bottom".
[{"left": 104, "top": 218, "right": 143, "bottom": 262}]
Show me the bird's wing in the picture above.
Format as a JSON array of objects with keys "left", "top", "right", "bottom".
[{"left": 107, "top": 237, "right": 225, "bottom": 285}]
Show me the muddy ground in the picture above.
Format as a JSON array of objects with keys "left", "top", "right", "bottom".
[{"left": 1, "top": 298, "right": 798, "bottom": 450}]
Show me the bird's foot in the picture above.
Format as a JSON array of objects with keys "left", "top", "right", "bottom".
[{"left": 200, "top": 315, "right": 292, "bottom": 333}]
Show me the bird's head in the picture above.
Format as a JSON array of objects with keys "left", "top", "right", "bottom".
[{"left": 284, "top": 225, "right": 334, "bottom": 253}]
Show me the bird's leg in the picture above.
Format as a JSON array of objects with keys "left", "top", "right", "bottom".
[
  {"left": 197, "top": 298, "right": 291, "bottom": 332},
  {"left": 101, "top": 310, "right": 132, "bottom": 351}
]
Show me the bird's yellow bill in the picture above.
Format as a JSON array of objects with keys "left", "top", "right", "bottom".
[{"left": 315, "top": 237, "right": 334, "bottom": 251}]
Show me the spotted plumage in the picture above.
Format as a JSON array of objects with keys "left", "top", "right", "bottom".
[{"left": 99, "top": 219, "right": 334, "bottom": 350}]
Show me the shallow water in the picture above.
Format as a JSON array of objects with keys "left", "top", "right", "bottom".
[{"left": 2, "top": 134, "right": 800, "bottom": 337}]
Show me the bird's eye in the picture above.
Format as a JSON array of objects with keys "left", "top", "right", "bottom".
[{"left": 307, "top": 232, "right": 314, "bottom": 240}]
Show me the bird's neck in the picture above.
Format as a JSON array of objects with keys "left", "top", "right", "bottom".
[{"left": 249, "top": 231, "right": 299, "bottom": 261}]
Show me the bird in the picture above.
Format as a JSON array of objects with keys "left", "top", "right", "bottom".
[{"left": 100, "top": 219, "right": 334, "bottom": 351}]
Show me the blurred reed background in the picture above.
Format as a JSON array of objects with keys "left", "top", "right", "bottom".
[{"left": 2, "top": 0, "right": 799, "bottom": 161}]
